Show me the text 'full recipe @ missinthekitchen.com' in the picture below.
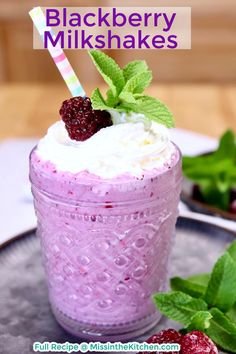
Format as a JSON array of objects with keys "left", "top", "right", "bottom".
[{"left": 33, "top": 341, "right": 181, "bottom": 352}]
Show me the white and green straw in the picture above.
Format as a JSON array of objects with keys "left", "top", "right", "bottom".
[{"left": 29, "top": 7, "right": 86, "bottom": 98}]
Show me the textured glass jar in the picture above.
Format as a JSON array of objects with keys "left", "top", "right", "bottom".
[{"left": 29, "top": 147, "right": 182, "bottom": 340}]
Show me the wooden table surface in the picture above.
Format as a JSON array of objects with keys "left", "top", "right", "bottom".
[{"left": 0, "top": 83, "right": 235, "bottom": 140}]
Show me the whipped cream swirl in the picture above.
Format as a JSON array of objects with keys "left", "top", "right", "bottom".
[{"left": 36, "top": 118, "right": 175, "bottom": 178}]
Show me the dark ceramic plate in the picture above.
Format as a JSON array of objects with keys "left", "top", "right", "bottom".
[
  {"left": 0, "top": 216, "right": 235, "bottom": 354},
  {"left": 182, "top": 177, "right": 236, "bottom": 222}
]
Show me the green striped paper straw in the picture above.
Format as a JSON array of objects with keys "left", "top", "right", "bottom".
[{"left": 29, "top": 7, "right": 86, "bottom": 97}]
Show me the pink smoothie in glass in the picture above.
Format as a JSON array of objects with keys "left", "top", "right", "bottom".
[{"left": 29, "top": 120, "right": 182, "bottom": 339}]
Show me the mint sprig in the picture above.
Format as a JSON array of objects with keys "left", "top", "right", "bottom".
[
  {"left": 88, "top": 50, "right": 174, "bottom": 128},
  {"left": 183, "top": 129, "right": 236, "bottom": 211},
  {"left": 153, "top": 240, "right": 236, "bottom": 352}
]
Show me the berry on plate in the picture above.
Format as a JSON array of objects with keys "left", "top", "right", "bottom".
[
  {"left": 139, "top": 328, "right": 182, "bottom": 354},
  {"left": 181, "top": 330, "right": 218, "bottom": 354}
]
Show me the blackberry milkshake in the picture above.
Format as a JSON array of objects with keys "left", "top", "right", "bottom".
[{"left": 29, "top": 50, "right": 182, "bottom": 340}]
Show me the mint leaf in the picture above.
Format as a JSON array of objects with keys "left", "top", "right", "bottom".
[
  {"left": 123, "top": 60, "right": 148, "bottom": 81},
  {"left": 106, "top": 88, "right": 118, "bottom": 107},
  {"left": 183, "top": 154, "right": 216, "bottom": 170},
  {"left": 171, "top": 277, "right": 206, "bottom": 298},
  {"left": 119, "top": 91, "right": 137, "bottom": 104},
  {"left": 187, "top": 273, "right": 210, "bottom": 287},
  {"left": 226, "top": 303, "right": 236, "bottom": 324},
  {"left": 123, "top": 95, "right": 174, "bottom": 128},
  {"left": 153, "top": 291, "right": 208, "bottom": 326},
  {"left": 210, "top": 308, "right": 236, "bottom": 335},
  {"left": 88, "top": 50, "right": 125, "bottom": 96},
  {"left": 207, "top": 308, "right": 236, "bottom": 352},
  {"left": 204, "top": 253, "right": 236, "bottom": 312},
  {"left": 227, "top": 240, "right": 236, "bottom": 263},
  {"left": 91, "top": 88, "right": 109, "bottom": 110},
  {"left": 135, "top": 96, "right": 174, "bottom": 127},
  {"left": 200, "top": 183, "right": 231, "bottom": 211},
  {"left": 216, "top": 174, "right": 231, "bottom": 193},
  {"left": 121, "top": 71, "right": 152, "bottom": 95},
  {"left": 183, "top": 158, "right": 234, "bottom": 179},
  {"left": 186, "top": 311, "right": 212, "bottom": 332},
  {"left": 215, "top": 129, "right": 236, "bottom": 160}
]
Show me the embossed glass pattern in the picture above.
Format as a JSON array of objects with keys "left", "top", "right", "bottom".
[{"left": 29, "top": 147, "right": 182, "bottom": 340}]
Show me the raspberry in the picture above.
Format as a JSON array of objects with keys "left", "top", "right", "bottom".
[
  {"left": 59, "top": 96, "right": 112, "bottom": 141},
  {"left": 181, "top": 331, "right": 218, "bottom": 354},
  {"left": 139, "top": 329, "right": 182, "bottom": 354}
]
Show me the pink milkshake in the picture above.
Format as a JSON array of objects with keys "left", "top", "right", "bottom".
[
  {"left": 29, "top": 50, "right": 182, "bottom": 340},
  {"left": 30, "top": 121, "right": 181, "bottom": 340}
]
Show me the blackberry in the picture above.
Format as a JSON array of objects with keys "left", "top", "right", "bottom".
[{"left": 59, "top": 96, "right": 112, "bottom": 141}]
